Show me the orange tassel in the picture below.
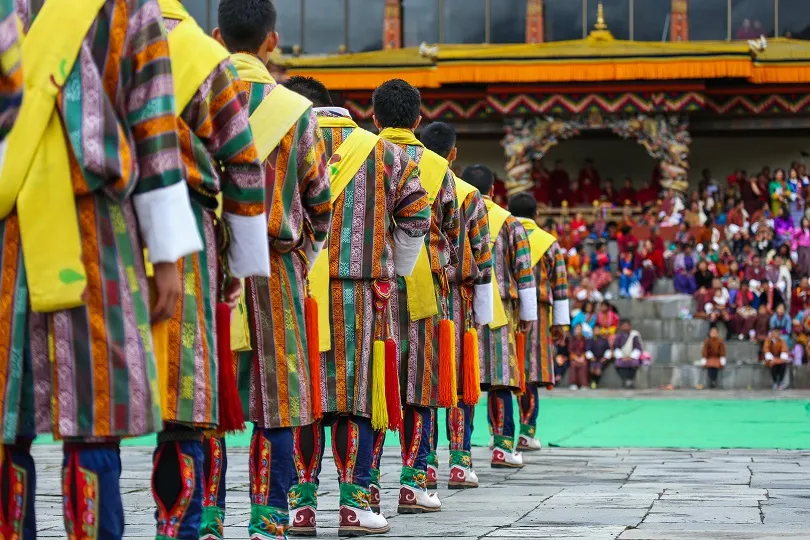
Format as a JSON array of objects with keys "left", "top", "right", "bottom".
[
  {"left": 216, "top": 303, "right": 245, "bottom": 433},
  {"left": 462, "top": 328, "right": 481, "bottom": 405},
  {"left": 305, "top": 296, "right": 323, "bottom": 420},
  {"left": 516, "top": 331, "right": 527, "bottom": 395},
  {"left": 438, "top": 319, "right": 457, "bottom": 408},
  {"left": 384, "top": 337, "right": 401, "bottom": 431}
]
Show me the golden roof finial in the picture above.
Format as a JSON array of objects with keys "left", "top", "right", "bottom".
[{"left": 595, "top": 2, "right": 607, "bottom": 31}]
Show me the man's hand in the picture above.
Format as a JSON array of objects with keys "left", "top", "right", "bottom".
[
  {"left": 519, "top": 320, "right": 532, "bottom": 333},
  {"left": 151, "top": 262, "right": 181, "bottom": 323},
  {"left": 551, "top": 325, "right": 566, "bottom": 345},
  {"left": 223, "top": 278, "right": 243, "bottom": 310}
]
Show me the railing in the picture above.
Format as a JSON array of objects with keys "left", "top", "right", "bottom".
[{"left": 534, "top": 202, "right": 645, "bottom": 224}]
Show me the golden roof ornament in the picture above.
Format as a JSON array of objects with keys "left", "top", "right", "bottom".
[
  {"left": 595, "top": 2, "right": 607, "bottom": 31},
  {"left": 588, "top": 1, "right": 614, "bottom": 42}
]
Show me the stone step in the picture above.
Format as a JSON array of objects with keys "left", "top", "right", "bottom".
[
  {"left": 645, "top": 340, "right": 760, "bottom": 365},
  {"left": 611, "top": 295, "right": 694, "bottom": 320},
  {"left": 562, "top": 363, "right": 803, "bottom": 390},
  {"left": 630, "top": 318, "right": 719, "bottom": 342},
  {"left": 653, "top": 278, "right": 675, "bottom": 295}
]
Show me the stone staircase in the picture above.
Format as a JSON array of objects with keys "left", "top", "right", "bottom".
[{"left": 564, "top": 278, "right": 810, "bottom": 389}]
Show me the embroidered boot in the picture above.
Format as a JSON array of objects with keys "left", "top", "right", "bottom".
[
  {"left": 517, "top": 424, "right": 542, "bottom": 451},
  {"left": 249, "top": 505, "right": 289, "bottom": 540},
  {"left": 491, "top": 435, "right": 523, "bottom": 469},
  {"left": 398, "top": 466, "right": 441, "bottom": 514},
  {"left": 369, "top": 468, "right": 381, "bottom": 514},
  {"left": 447, "top": 450, "right": 478, "bottom": 489},
  {"left": 426, "top": 451, "right": 439, "bottom": 489},
  {"left": 338, "top": 483, "right": 390, "bottom": 537},
  {"left": 288, "top": 481, "right": 318, "bottom": 537}
]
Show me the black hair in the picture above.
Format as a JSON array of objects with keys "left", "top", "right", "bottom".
[
  {"left": 461, "top": 164, "right": 494, "bottom": 195},
  {"left": 508, "top": 192, "right": 537, "bottom": 219},
  {"left": 620, "top": 318, "right": 631, "bottom": 325},
  {"left": 372, "top": 79, "right": 421, "bottom": 129},
  {"left": 420, "top": 122, "right": 456, "bottom": 158},
  {"left": 283, "top": 76, "right": 333, "bottom": 107},
  {"left": 218, "top": 0, "right": 276, "bottom": 53}
]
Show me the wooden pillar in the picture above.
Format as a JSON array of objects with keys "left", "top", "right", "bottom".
[
  {"left": 525, "top": 0, "right": 544, "bottom": 43},
  {"left": 670, "top": 0, "right": 688, "bottom": 42},
  {"left": 383, "top": 0, "right": 403, "bottom": 49}
]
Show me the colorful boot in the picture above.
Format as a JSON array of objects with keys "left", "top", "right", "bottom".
[
  {"left": 517, "top": 424, "right": 541, "bottom": 451},
  {"left": 491, "top": 435, "right": 523, "bottom": 469},
  {"left": 200, "top": 437, "right": 227, "bottom": 540},
  {"left": 447, "top": 450, "right": 478, "bottom": 489},
  {"left": 249, "top": 428, "right": 295, "bottom": 540},
  {"left": 338, "top": 483, "right": 390, "bottom": 537},
  {"left": 152, "top": 438, "right": 204, "bottom": 540},
  {"left": 0, "top": 439, "right": 36, "bottom": 539},
  {"left": 426, "top": 451, "right": 439, "bottom": 490},
  {"left": 288, "top": 481, "right": 318, "bottom": 537},
  {"left": 398, "top": 466, "right": 441, "bottom": 514},
  {"left": 369, "top": 468, "right": 381, "bottom": 514},
  {"left": 249, "top": 505, "right": 289, "bottom": 540}
]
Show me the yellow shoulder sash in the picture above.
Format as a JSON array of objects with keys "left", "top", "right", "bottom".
[
  {"left": 251, "top": 86, "right": 312, "bottom": 162},
  {"left": 454, "top": 176, "right": 479, "bottom": 208},
  {"left": 0, "top": 0, "right": 107, "bottom": 312},
  {"left": 485, "top": 199, "right": 513, "bottom": 329},
  {"left": 310, "top": 125, "right": 380, "bottom": 351},
  {"left": 519, "top": 217, "right": 556, "bottom": 268},
  {"left": 404, "top": 149, "right": 449, "bottom": 321}
]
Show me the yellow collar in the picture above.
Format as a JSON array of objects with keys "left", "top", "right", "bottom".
[
  {"left": 378, "top": 127, "right": 422, "bottom": 148},
  {"left": 229, "top": 52, "right": 275, "bottom": 85}
]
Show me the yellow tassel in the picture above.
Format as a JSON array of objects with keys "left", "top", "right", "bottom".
[{"left": 371, "top": 339, "right": 388, "bottom": 431}]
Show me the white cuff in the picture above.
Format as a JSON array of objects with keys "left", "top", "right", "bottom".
[
  {"left": 518, "top": 287, "right": 538, "bottom": 322},
  {"left": 134, "top": 182, "right": 203, "bottom": 263},
  {"left": 473, "top": 282, "right": 494, "bottom": 325},
  {"left": 792, "top": 252, "right": 799, "bottom": 264},
  {"left": 700, "top": 358, "right": 707, "bottom": 366},
  {"left": 604, "top": 350, "right": 613, "bottom": 360},
  {"left": 553, "top": 299, "right": 571, "bottom": 326},
  {"left": 393, "top": 229, "right": 425, "bottom": 276},
  {"left": 630, "top": 349, "right": 641, "bottom": 361},
  {"left": 223, "top": 212, "right": 271, "bottom": 278},
  {"left": 302, "top": 236, "right": 327, "bottom": 271},
  {"left": 720, "top": 357, "right": 727, "bottom": 366},
  {"left": 780, "top": 352, "right": 790, "bottom": 360},
  {"left": 585, "top": 351, "right": 595, "bottom": 360},
  {"left": 765, "top": 352, "right": 775, "bottom": 361},
  {"left": 614, "top": 349, "right": 624, "bottom": 359},
  {"left": 576, "top": 289, "right": 588, "bottom": 301}
]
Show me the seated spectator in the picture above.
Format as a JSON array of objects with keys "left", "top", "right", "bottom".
[
  {"left": 700, "top": 325, "right": 727, "bottom": 389},
  {"left": 695, "top": 259, "right": 715, "bottom": 293},
  {"left": 570, "top": 212, "right": 588, "bottom": 236},
  {"left": 684, "top": 201, "right": 703, "bottom": 228},
  {"left": 566, "top": 247, "right": 585, "bottom": 286},
  {"left": 732, "top": 280, "right": 758, "bottom": 340},
  {"left": 792, "top": 303, "right": 810, "bottom": 365},
  {"left": 567, "top": 324, "right": 589, "bottom": 390},
  {"left": 613, "top": 319, "right": 646, "bottom": 389},
  {"left": 571, "top": 301, "right": 597, "bottom": 338},
  {"left": 674, "top": 222, "right": 694, "bottom": 246},
  {"left": 744, "top": 255, "right": 768, "bottom": 283},
  {"left": 763, "top": 327, "right": 791, "bottom": 390},
  {"left": 704, "top": 283, "right": 732, "bottom": 329},
  {"left": 639, "top": 259, "right": 656, "bottom": 296},
  {"left": 773, "top": 208, "right": 795, "bottom": 248},
  {"left": 595, "top": 301, "right": 620, "bottom": 343},
  {"left": 587, "top": 335, "right": 611, "bottom": 389},
  {"left": 617, "top": 224, "right": 638, "bottom": 254},
  {"left": 618, "top": 249, "right": 641, "bottom": 298},
  {"left": 754, "top": 304, "right": 772, "bottom": 344},
  {"left": 590, "top": 242, "right": 612, "bottom": 291},
  {"left": 770, "top": 303, "right": 793, "bottom": 348},
  {"left": 554, "top": 335, "right": 570, "bottom": 386},
  {"left": 573, "top": 277, "right": 604, "bottom": 314},
  {"left": 617, "top": 177, "right": 636, "bottom": 206},
  {"left": 673, "top": 243, "right": 698, "bottom": 294},
  {"left": 636, "top": 180, "right": 657, "bottom": 207},
  {"left": 791, "top": 217, "right": 810, "bottom": 278},
  {"left": 792, "top": 276, "right": 810, "bottom": 317}
]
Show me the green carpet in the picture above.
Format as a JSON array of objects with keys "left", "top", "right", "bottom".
[{"left": 34, "top": 398, "right": 810, "bottom": 449}]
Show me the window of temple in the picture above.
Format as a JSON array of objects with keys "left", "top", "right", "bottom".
[
  {"left": 688, "top": 0, "right": 729, "bottom": 40},
  {"left": 544, "top": 0, "right": 586, "bottom": 41},
  {"left": 732, "top": 0, "right": 775, "bottom": 40},
  {"left": 490, "top": 0, "right": 528, "bottom": 43},
  {"left": 403, "top": 0, "right": 440, "bottom": 46},
  {"left": 303, "top": 0, "right": 346, "bottom": 54},
  {"left": 276, "top": 0, "right": 304, "bottom": 53},
  {"left": 348, "top": 0, "right": 386, "bottom": 52},
  {"left": 587, "top": 0, "right": 630, "bottom": 40},
  {"left": 633, "top": 0, "right": 672, "bottom": 42},
  {"left": 777, "top": 0, "right": 810, "bottom": 39},
  {"left": 442, "top": 0, "right": 486, "bottom": 43}
]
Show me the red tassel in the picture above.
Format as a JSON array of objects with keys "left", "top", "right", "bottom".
[
  {"left": 385, "top": 338, "right": 401, "bottom": 431},
  {"left": 462, "top": 328, "right": 481, "bottom": 406},
  {"left": 216, "top": 303, "right": 245, "bottom": 433},
  {"left": 516, "top": 331, "right": 527, "bottom": 395},
  {"left": 438, "top": 319, "right": 456, "bottom": 408},
  {"left": 305, "top": 296, "right": 323, "bottom": 420}
]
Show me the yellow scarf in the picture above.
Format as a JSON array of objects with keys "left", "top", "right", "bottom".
[
  {"left": 518, "top": 217, "right": 557, "bottom": 268},
  {"left": 156, "top": 0, "right": 187, "bottom": 19},
  {"left": 378, "top": 127, "right": 423, "bottom": 148},
  {"left": 229, "top": 52, "right": 276, "bottom": 85},
  {"left": 318, "top": 116, "right": 358, "bottom": 130}
]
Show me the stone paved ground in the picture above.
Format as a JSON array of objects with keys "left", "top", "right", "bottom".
[{"left": 32, "top": 444, "right": 810, "bottom": 539}]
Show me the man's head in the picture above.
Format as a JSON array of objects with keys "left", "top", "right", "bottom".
[
  {"left": 771, "top": 326, "right": 781, "bottom": 340},
  {"left": 554, "top": 159, "right": 564, "bottom": 170},
  {"left": 709, "top": 325, "right": 719, "bottom": 339},
  {"left": 508, "top": 192, "right": 537, "bottom": 219},
  {"left": 215, "top": 0, "right": 278, "bottom": 62},
  {"left": 420, "top": 122, "right": 457, "bottom": 163},
  {"left": 623, "top": 177, "right": 632, "bottom": 188},
  {"left": 620, "top": 318, "right": 632, "bottom": 333},
  {"left": 461, "top": 165, "right": 495, "bottom": 197},
  {"left": 283, "top": 76, "right": 333, "bottom": 107},
  {"left": 372, "top": 79, "right": 421, "bottom": 130}
]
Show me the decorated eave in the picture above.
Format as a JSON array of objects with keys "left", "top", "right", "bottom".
[{"left": 279, "top": 35, "right": 810, "bottom": 91}]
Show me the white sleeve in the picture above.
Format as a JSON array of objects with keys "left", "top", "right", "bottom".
[
  {"left": 720, "top": 357, "right": 727, "bottom": 366},
  {"left": 393, "top": 229, "right": 426, "bottom": 276},
  {"left": 614, "top": 348, "right": 624, "bottom": 359},
  {"left": 780, "top": 352, "right": 790, "bottom": 360},
  {"left": 765, "top": 352, "right": 775, "bottom": 361},
  {"left": 223, "top": 213, "right": 271, "bottom": 278},
  {"left": 473, "top": 283, "right": 494, "bottom": 325},
  {"left": 700, "top": 358, "right": 707, "bottom": 366},
  {"left": 604, "top": 350, "right": 612, "bottom": 360},
  {"left": 576, "top": 289, "right": 588, "bottom": 301},
  {"left": 585, "top": 350, "right": 595, "bottom": 360},
  {"left": 553, "top": 299, "right": 571, "bottom": 326},
  {"left": 630, "top": 349, "right": 642, "bottom": 360},
  {"left": 518, "top": 288, "right": 538, "bottom": 322},
  {"left": 134, "top": 181, "right": 203, "bottom": 264}
]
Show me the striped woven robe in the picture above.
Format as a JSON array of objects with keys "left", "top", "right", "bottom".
[
  {"left": 234, "top": 82, "right": 331, "bottom": 429},
  {"left": 388, "top": 144, "right": 460, "bottom": 408},
  {"left": 161, "top": 17, "right": 265, "bottom": 429},
  {"left": 3, "top": 0, "right": 196, "bottom": 442},
  {"left": 479, "top": 214, "right": 535, "bottom": 389},
  {"left": 316, "top": 110, "right": 430, "bottom": 418},
  {"left": 526, "top": 241, "right": 569, "bottom": 385},
  {"left": 0, "top": 0, "right": 21, "bottom": 141},
  {"left": 448, "top": 187, "right": 492, "bottom": 395}
]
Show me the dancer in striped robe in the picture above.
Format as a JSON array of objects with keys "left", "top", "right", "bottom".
[
  {"left": 374, "top": 79, "right": 460, "bottom": 514},
  {"left": 462, "top": 165, "right": 537, "bottom": 469},
  {"left": 154, "top": 0, "right": 270, "bottom": 537},
  {"left": 282, "top": 76, "right": 430, "bottom": 537},
  {"left": 420, "top": 122, "right": 493, "bottom": 490},
  {"left": 509, "top": 193, "right": 569, "bottom": 451},
  {"left": 3, "top": 0, "right": 202, "bottom": 536}
]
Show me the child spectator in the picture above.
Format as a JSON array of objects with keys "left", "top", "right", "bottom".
[
  {"left": 700, "top": 325, "right": 727, "bottom": 389},
  {"left": 770, "top": 303, "right": 793, "bottom": 348},
  {"left": 571, "top": 301, "right": 597, "bottom": 338},
  {"left": 614, "top": 319, "right": 646, "bottom": 389},
  {"left": 587, "top": 335, "right": 611, "bottom": 389},
  {"left": 732, "top": 280, "right": 758, "bottom": 340},
  {"left": 596, "top": 302, "right": 620, "bottom": 344},
  {"left": 639, "top": 259, "right": 656, "bottom": 296},
  {"left": 568, "top": 325, "right": 589, "bottom": 390},
  {"left": 673, "top": 243, "right": 698, "bottom": 294},
  {"left": 695, "top": 259, "right": 715, "bottom": 293},
  {"left": 763, "top": 327, "right": 791, "bottom": 390},
  {"left": 554, "top": 334, "right": 570, "bottom": 386},
  {"left": 590, "top": 242, "right": 612, "bottom": 291},
  {"left": 618, "top": 249, "right": 640, "bottom": 298},
  {"left": 754, "top": 304, "right": 772, "bottom": 344}
]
